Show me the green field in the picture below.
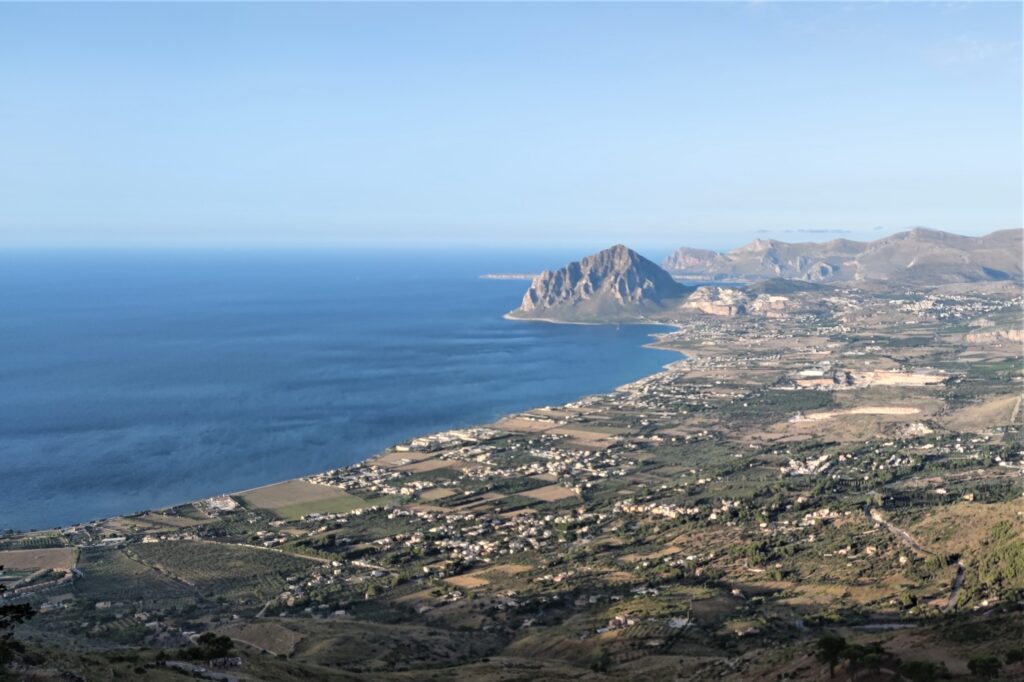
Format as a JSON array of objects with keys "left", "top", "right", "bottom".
[{"left": 271, "top": 492, "right": 376, "bottom": 520}]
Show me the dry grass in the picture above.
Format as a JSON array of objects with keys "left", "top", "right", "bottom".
[
  {"left": 418, "top": 488, "right": 456, "bottom": 501},
  {"left": 444, "top": 574, "right": 490, "bottom": 589},
  {"left": 800, "top": 405, "right": 922, "bottom": 420},
  {"left": 491, "top": 416, "right": 556, "bottom": 433},
  {"left": 479, "top": 563, "right": 532, "bottom": 576},
  {"left": 521, "top": 484, "right": 578, "bottom": 502},
  {"left": 0, "top": 548, "right": 77, "bottom": 572},
  {"left": 241, "top": 479, "right": 346, "bottom": 509},
  {"left": 217, "top": 621, "right": 305, "bottom": 656},
  {"left": 395, "top": 458, "right": 455, "bottom": 473},
  {"left": 942, "top": 393, "right": 1021, "bottom": 432},
  {"left": 239, "top": 479, "right": 371, "bottom": 519},
  {"left": 372, "top": 450, "right": 437, "bottom": 468}
]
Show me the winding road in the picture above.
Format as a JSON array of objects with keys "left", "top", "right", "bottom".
[{"left": 864, "top": 506, "right": 965, "bottom": 612}]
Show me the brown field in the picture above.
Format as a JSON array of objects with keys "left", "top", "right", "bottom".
[
  {"left": 521, "top": 484, "right": 578, "bottom": 502},
  {"left": 418, "top": 487, "right": 456, "bottom": 501},
  {"left": 241, "top": 479, "right": 346, "bottom": 509},
  {"left": 396, "top": 458, "right": 481, "bottom": 473},
  {"left": 372, "top": 450, "right": 437, "bottom": 468},
  {"left": 491, "top": 416, "right": 556, "bottom": 433},
  {"left": 545, "top": 425, "right": 625, "bottom": 449},
  {"left": 478, "top": 563, "right": 532, "bottom": 576},
  {"left": 800, "top": 405, "right": 922, "bottom": 420},
  {"left": 0, "top": 547, "right": 77, "bottom": 572},
  {"left": 393, "top": 587, "right": 436, "bottom": 605},
  {"left": 941, "top": 393, "right": 1021, "bottom": 432},
  {"left": 217, "top": 621, "right": 305, "bottom": 656},
  {"left": 239, "top": 479, "right": 371, "bottom": 519},
  {"left": 395, "top": 458, "right": 455, "bottom": 473},
  {"left": 444, "top": 574, "right": 490, "bottom": 589}
]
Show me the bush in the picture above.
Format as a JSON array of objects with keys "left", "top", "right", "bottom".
[
  {"left": 900, "top": 660, "right": 949, "bottom": 681},
  {"left": 968, "top": 656, "right": 1003, "bottom": 679}
]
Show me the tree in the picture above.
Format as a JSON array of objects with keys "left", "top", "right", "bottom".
[
  {"left": 590, "top": 647, "right": 610, "bottom": 673},
  {"left": 181, "top": 632, "right": 234, "bottom": 661},
  {"left": 816, "top": 634, "right": 847, "bottom": 679},
  {"left": 0, "top": 566, "right": 36, "bottom": 666},
  {"left": 968, "top": 656, "right": 1003, "bottom": 679},
  {"left": 901, "top": 660, "right": 949, "bottom": 682}
]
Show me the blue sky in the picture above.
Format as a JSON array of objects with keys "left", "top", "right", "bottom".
[{"left": 0, "top": 2, "right": 1020, "bottom": 251}]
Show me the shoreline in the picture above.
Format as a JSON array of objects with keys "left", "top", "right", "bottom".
[{"left": 30, "top": 318, "right": 690, "bottom": 534}]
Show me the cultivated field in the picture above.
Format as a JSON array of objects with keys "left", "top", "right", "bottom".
[{"left": 239, "top": 479, "right": 371, "bottom": 520}]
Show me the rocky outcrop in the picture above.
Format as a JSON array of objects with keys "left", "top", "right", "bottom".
[
  {"left": 509, "top": 245, "right": 688, "bottom": 322},
  {"left": 680, "top": 287, "right": 802, "bottom": 318},
  {"left": 662, "top": 229, "right": 1023, "bottom": 284},
  {"left": 681, "top": 287, "right": 749, "bottom": 316},
  {"left": 748, "top": 294, "right": 792, "bottom": 317}
]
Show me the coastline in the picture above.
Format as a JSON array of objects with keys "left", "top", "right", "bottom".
[
  {"left": 232, "top": 321, "right": 691, "bottom": 510},
  {"left": 38, "top": 317, "right": 688, "bottom": 533},
  {"left": 232, "top": 319, "right": 689, "bottom": 511}
]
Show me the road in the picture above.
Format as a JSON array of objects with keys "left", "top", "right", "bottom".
[{"left": 864, "top": 506, "right": 965, "bottom": 612}]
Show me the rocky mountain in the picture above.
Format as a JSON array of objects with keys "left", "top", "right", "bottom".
[
  {"left": 662, "top": 228, "right": 1023, "bottom": 284},
  {"left": 509, "top": 245, "right": 688, "bottom": 322}
]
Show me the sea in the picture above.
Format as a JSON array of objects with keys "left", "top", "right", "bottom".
[{"left": 0, "top": 249, "right": 677, "bottom": 531}]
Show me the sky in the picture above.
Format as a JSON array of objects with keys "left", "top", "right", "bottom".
[{"left": 0, "top": 2, "right": 1020, "bottom": 251}]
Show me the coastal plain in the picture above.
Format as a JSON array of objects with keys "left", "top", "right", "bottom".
[{"left": 2, "top": 249, "right": 1023, "bottom": 681}]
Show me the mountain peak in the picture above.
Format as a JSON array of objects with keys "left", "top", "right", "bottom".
[{"left": 510, "top": 245, "right": 687, "bottom": 322}]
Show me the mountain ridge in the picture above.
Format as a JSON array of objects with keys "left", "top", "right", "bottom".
[{"left": 662, "top": 228, "right": 1023, "bottom": 284}]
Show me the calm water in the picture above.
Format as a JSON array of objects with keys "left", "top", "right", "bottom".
[{"left": 0, "top": 250, "right": 676, "bottom": 531}]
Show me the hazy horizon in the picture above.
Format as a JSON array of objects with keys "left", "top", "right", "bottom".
[{"left": 2, "top": 2, "right": 1021, "bottom": 250}]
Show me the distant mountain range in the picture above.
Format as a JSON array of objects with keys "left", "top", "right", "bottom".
[
  {"left": 507, "top": 244, "right": 689, "bottom": 322},
  {"left": 662, "top": 228, "right": 1023, "bottom": 284},
  {"left": 509, "top": 229, "right": 1023, "bottom": 323}
]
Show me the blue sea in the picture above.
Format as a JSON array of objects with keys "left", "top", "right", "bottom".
[{"left": 0, "top": 250, "right": 676, "bottom": 531}]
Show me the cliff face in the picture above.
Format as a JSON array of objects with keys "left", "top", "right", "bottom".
[
  {"left": 681, "top": 286, "right": 749, "bottom": 316},
  {"left": 510, "top": 245, "right": 688, "bottom": 322},
  {"left": 662, "top": 229, "right": 1023, "bottom": 284},
  {"left": 679, "top": 286, "right": 803, "bottom": 317}
]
